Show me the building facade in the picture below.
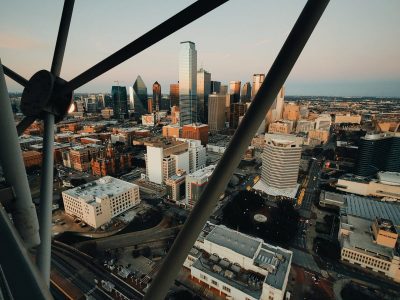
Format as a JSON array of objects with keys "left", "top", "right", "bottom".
[
  {"left": 186, "top": 165, "right": 215, "bottom": 208},
  {"left": 208, "top": 93, "right": 226, "bottom": 133},
  {"left": 111, "top": 86, "right": 128, "bottom": 120},
  {"left": 197, "top": 68, "right": 211, "bottom": 123},
  {"left": 133, "top": 75, "right": 148, "bottom": 116}
]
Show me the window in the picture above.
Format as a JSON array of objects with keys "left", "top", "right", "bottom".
[
  {"left": 200, "top": 274, "right": 207, "bottom": 281},
  {"left": 211, "top": 280, "right": 218, "bottom": 286},
  {"left": 222, "top": 286, "right": 231, "bottom": 293}
]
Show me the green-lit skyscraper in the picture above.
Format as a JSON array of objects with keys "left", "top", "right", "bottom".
[
  {"left": 111, "top": 86, "right": 128, "bottom": 120},
  {"left": 179, "top": 41, "right": 197, "bottom": 126}
]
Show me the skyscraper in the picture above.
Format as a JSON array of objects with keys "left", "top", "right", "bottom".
[
  {"left": 179, "top": 41, "right": 197, "bottom": 126},
  {"left": 252, "top": 73, "right": 265, "bottom": 99},
  {"left": 170, "top": 83, "right": 179, "bottom": 107},
  {"left": 220, "top": 85, "right": 228, "bottom": 95},
  {"left": 128, "top": 86, "right": 135, "bottom": 109},
  {"left": 132, "top": 75, "right": 148, "bottom": 116},
  {"left": 241, "top": 82, "right": 252, "bottom": 102},
  {"left": 266, "top": 86, "right": 285, "bottom": 125},
  {"left": 262, "top": 134, "right": 302, "bottom": 189},
  {"left": 152, "top": 81, "right": 161, "bottom": 112},
  {"left": 229, "top": 81, "right": 241, "bottom": 103},
  {"left": 208, "top": 94, "right": 226, "bottom": 133},
  {"left": 210, "top": 81, "right": 221, "bottom": 94},
  {"left": 111, "top": 86, "right": 128, "bottom": 120},
  {"left": 197, "top": 68, "right": 211, "bottom": 123}
]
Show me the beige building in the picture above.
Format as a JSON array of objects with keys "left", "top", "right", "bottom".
[
  {"left": 296, "top": 120, "right": 315, "bottom": 133},
  {"left": 62, "top": 176, "right": 140, "bottom": 228},
  {"left": 208, "top": 93, "right": 226, "bottom": 133},
  {"left": 334, "top": 114, "right": 361, "bottom": 124},
  {"left": 308, "top": 129, "right": 329, "bottom": 144},
  {"left": 184, "top": 222, "right": 292, "bottom": 300},
  {"left": 162, "top": 124, "right": 181, "bottom": 139},
  {"left": 165, "top": 170, "right": 186, "bottom": 203},
  {"left": 282, "top": 102, "right": 300, "bottom": 121},
  {"left": 186, "top": 165, "right": 215, "bottom": 208},
  {"left": 268, "top": 120, "right": 294, "bottom": 134},
  {"left": 336, "top": 172, "right": 400, "bottom": 200}
]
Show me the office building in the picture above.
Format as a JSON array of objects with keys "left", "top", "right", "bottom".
[
  {"left": 165, "top": 170, "right": 186, "bottom": 203},
  {"left": 282, "top": 102, "right": 300, "bottom": 121},
  {"left": 241, "top": 82, "right": 252, "bottom": 102},
  {"left": 133, "top": 75, "right": 148, "bottom": 116},
  {"left": 336, "top": 172, "right": 400, "bottom": 200},
  {"left": 308, "top": 129, "right": 329, "bottom": 145},
  {"left": 182, "top": 124, "right": 209, "bottom": 145},
  {"left": 145, "top": 139, "right": 189, "bottom": 184},
  {"left": 315, "top": 114, "right": 331, "bottom": 130},
  {"left": 128, "top": 86, "right": 135, "bottom": 109},
  {"left": 219, "top": 85, "right": 228, "bottom": 95},
  {"left": 170, "top": 83, "right": 179, "bottom": 107},
  {"left": 210, "top": 80, "right": 221, "bottom": 94},
  {"left": 268, "top": 120, "right": 294, "bottom": 134},
  {"left": 296, "top": 120, "right": 315, "bottom": 133},
  {"left": 208, "top": 94, "right": 226, "bottom": 133},
  {"left": 177, "top": 138, "right": 207, "bottom": 173},
  {"left": 197, "top": 68, "right": 211, "bottom": 123},
  {"left": 184, "top": 222, "right": 292, "bottom": 300},
  {"left": 111, "top": 86, "right": 128, "bottom": 120},
  {"left": 62, "top": 176, "right": 140, "bottom": 228},
  {"left": 252, "top": 73, "right": 265, "bottom": 99},
  {"left": 356, "top": 132, "right": 400, "bottom": 176},
  {"left": 152, "top": 81, "right": 161, "bottom": 112},
  {"left": 179, "top": 41, "right": 197, "bottom": 126},
  {"left": 253, "top": 134, "right": 302, "bottom": 198},
  {"left": 162, "top": 124, "right": 182, "bottom": 139},
  {"left": 266, "top": 87, "right": 285, "bottom": 125},
  {"left": 229, "top": 81, "right": 241, "bottom": 103},
  {"left": 171, "top": 106, "right": 180, "bottom": 124},
  {"left": 186, "top": 165, "right": 215, "bottom": 208},
  {"left": 229, "top": 103, "right": 247, "bottom": 129},
  {"left": 22, "top": 151, "right": 42, "bottom": 168}
]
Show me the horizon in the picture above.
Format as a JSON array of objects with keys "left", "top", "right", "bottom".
[{"left": 2, "top": 0, "right": 400, "bottom": 97}]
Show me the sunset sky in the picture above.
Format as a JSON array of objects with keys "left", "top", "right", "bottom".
[{"left": 1, "top": 0, "right": 400, "bottom": 96}]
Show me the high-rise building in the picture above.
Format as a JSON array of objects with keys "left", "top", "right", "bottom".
[
  {"left": 111, "top": 86, "right": 128, "bottom": 120},
  {"left": 252, "top": 73, "right": 265, "bottom": 98},
  {"left": 229, "top": 81, "right": 241, "bottom": 103},
  {"left": 170, "top": 83, "right": 179, "bottom": 107},
  {"left": 356, "top": 132, "right": 400, "bottom": 177},
  {"left": 282, "top": 102, "right": 300, "bottom": 121},
  {"left": 179, "top": 41, "right": 197, "bottom": 126},
  {"left": 208, "top": 94, "right": 226, "bottom": 133},
  {"left": 160, "top": 95, "right": 170, "bottom": 111},
  {"left": 197, "top": 68, "right": 211, "bottom": 123},
  {"left": 185, "top": 165, "right": 215, "bottom": 208},
  {"left": 210, "top": 80, "right": 221, "bottom": 94},
  {"left": 152, "top": 81, "right": 161, "bottom": 112},
  {"left": 266, "top": 87, "right": 285, "bottom": 125},
  {"left": 241, "top": 82, "right": 252, "bottom": 102},
  {"left": 262, "top": 134, "right": 302, "bottom": 189},
  {"left": 219, "top": 84, "right": 228, "bottom": 95},
  {"left": 128, "top": 86, "right": 135, "bottom": 109},
  {"left": 229, "top": 103, "right": 247, "bottom": 129},
  {"left": 132, "top": 75, "right": 148, "bottom": 116}
]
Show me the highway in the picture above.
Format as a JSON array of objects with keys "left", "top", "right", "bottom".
[{"left": 52, "top": 242, "right": 144, "bottom": 299}]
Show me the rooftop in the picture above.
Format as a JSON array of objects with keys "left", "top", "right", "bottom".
[
  {"left": 253, "top": 180, "right": 299, "bottom": 199},
  {"left": 188, "top": 165, "right": 215, "bottom": 179},
  {"left": 63, "top": 176, "right": 138, "bottom": 205},
  {"left": 378, "top": 172, "right": 400, "bottom": 186}
]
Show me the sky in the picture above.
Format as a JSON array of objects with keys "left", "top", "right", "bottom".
[{"left": 1, "top": 0, "right": 400, "bottom": 97}]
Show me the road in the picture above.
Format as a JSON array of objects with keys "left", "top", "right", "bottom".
[
  {"left": 300, "top": 159, "right": 321, "bottom": 217},
  {"left": 52, "top": 242, "right": 144, "bottom": 299}
]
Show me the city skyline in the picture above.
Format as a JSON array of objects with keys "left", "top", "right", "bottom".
[{"left": 1, "top": 0, "right": 400, "bottom": 97}]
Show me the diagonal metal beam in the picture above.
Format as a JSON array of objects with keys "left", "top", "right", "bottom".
[
  {"left": 36, "top": 0, "right": 75, "bottom": 286},
  {"left": 60, "top": 0, "right": 229, "bottom": 94},
  {"left": 144, "top": 0, "right": 330, "bottom": 299},
  {"left": 2, "top": 65, "right": 28, "bottom": 87}
]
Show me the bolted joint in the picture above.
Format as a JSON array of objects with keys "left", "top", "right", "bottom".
[{"left": 20, "top": 70, "right": 73, "bottom": 123}]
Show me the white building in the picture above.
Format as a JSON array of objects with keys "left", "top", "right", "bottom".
[
  {"left": 315, "top": 114, "right": 331, "bottom": 130},
  {"left": 184, "top": 222, "right": 292, "bottom": 300},
  {"left": 186, "top": 165, "right": 215, "bottom": 208},
  {"left": 62, "top": 176, "right": 140, "bottom": 228},
  {"left": 177, "top": 138, "right": 206, "bottom": 173},
  {"left": 296, "top": 120, "right": 315, "bottom": 133}
]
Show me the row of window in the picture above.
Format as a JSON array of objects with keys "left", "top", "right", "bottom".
[{"left": 343, "top": 249, "right": 390, "bottom": 271}]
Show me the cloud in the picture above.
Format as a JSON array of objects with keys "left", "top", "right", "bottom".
[{"left": 0, "top": 32, "right": 45, "bottom": 50}]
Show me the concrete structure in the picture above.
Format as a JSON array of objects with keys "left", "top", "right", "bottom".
[
  {"left": 339, "top": 215, "right": 400, "bottom": 283},
  {"left": 230, "top": 103, "right": 247, "bottom": 129},
  {"left": 336, "top": 172, "right": 400, "bottom": 201},
  {"left": 208, "top": 93, "right": 226, "bottom": 133},
  {"left": 261, "top": 134, "right": 302, "bottom": 189},
  {"left": 22, "top": 150, "right": 42, "bottom": 168},
  {"left": 182, "top": 123, "right": 209, "bottom": 145},
  {"left": 186, "top": 165, "right": 215, "bottom": 208},
  {"left": 334, "top": 114, "right": 361, "bottom": 124},
  {"left": 162, "top": 124, "right": 181, "bottom": 139},
  {"left": 165, "top": 170, "right": 186, "bottom": 203},
  {"left": 268, "top": 120, "right": 294, "bottom": 134},
  {"left": 308, "top": 129, "right": 329, "bottom": 144},
  {"left": 315, "top": 114, "right": 331, "bottom": 130},
  {"left": 252, "top": 74, "right": 265, "bottom": 99},
  {"left": 171, "top": 105, "right": 180, "bottom": 124},
  {"left": 179, "top": 41, "right": 197, "bottom": 126},
  {"left": 266, "top": 87, "right": 285, "bottom": 126},
  {"left": 62, "top": 176, "right": 140, "bottom": 228},
  {"left": 296, "top": 120, "right": 315, "bottom": 133},
  {"left": 319, "top": 191, "right": 345, "bottom": 208},
  {"left": 186, "top": 139, "right": 206, "bottom": 173},
  {"left": 282, "top": 102, "right": 299, "bottom": 121},
  {"left": 184, "top": 222, "right": 292, "bottom": 300}
]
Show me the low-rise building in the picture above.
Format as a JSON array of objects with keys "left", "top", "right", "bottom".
[
  {"left": 62, "top": 176, "right": 140, "bottom": 228},
  {"left": 165, "top": 170, "right": 186, "bottom": 203},
  {"left": 182, "top": 123, "right": 209, "bottom": 145},
  {"left": 184, "top": 222, "right": 293, "bottom": 300},
  {"left": 162, "top": 124, "right": 181, "bottom": 139},
  {"left": 334, "top": 114, "right": 361, "bottom": 124},
  {"left": 268, "top": 120, "right": 294, "bottom": 134},
  {"left": 336, "top": 172, "right": 400, "bottom": 201},
  {"left": 22, "top": 150, "right": 42, "bottom": 168}
]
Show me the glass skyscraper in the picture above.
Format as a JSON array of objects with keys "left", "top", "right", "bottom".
[
  {"left": 179, "top": 41, "right": 197, "bottom": 126},
  {"left": 197, "top": 68, "right": 211, "bottom": 123},
  {"left": 111, "top": 86, "right": 128, "bottom": 120},
  {"left": 133, "top": 75, "right": 148, "bottom": 116},
  {"left": 152, "top": 81, "right": 161, "bottom": 112}
]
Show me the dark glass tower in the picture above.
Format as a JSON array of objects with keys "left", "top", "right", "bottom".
[
  {"left": 111, "top": 86, "right": 128, "bottom": 120},
  {"left": 241, "top": 82, "right": 252, "bottom": 102},
  {"left": 170, "top": 83, "right": 179, "bottom": 107},
  {"left": 152, "top": 81, "right": 161, "bottom": 112},
  {"left": 210, "top": 81, "right": 221, "bottom": 94},
  {"left": 197, "top": 68, "right": 211, "bottom": 123},
  {"left": 133, "top": 75, "right": 148, "bottom": 115}
]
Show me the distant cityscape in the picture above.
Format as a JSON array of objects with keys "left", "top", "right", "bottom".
[{"left": 5, "top": 39, "right": 400, "bottom": 300}]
